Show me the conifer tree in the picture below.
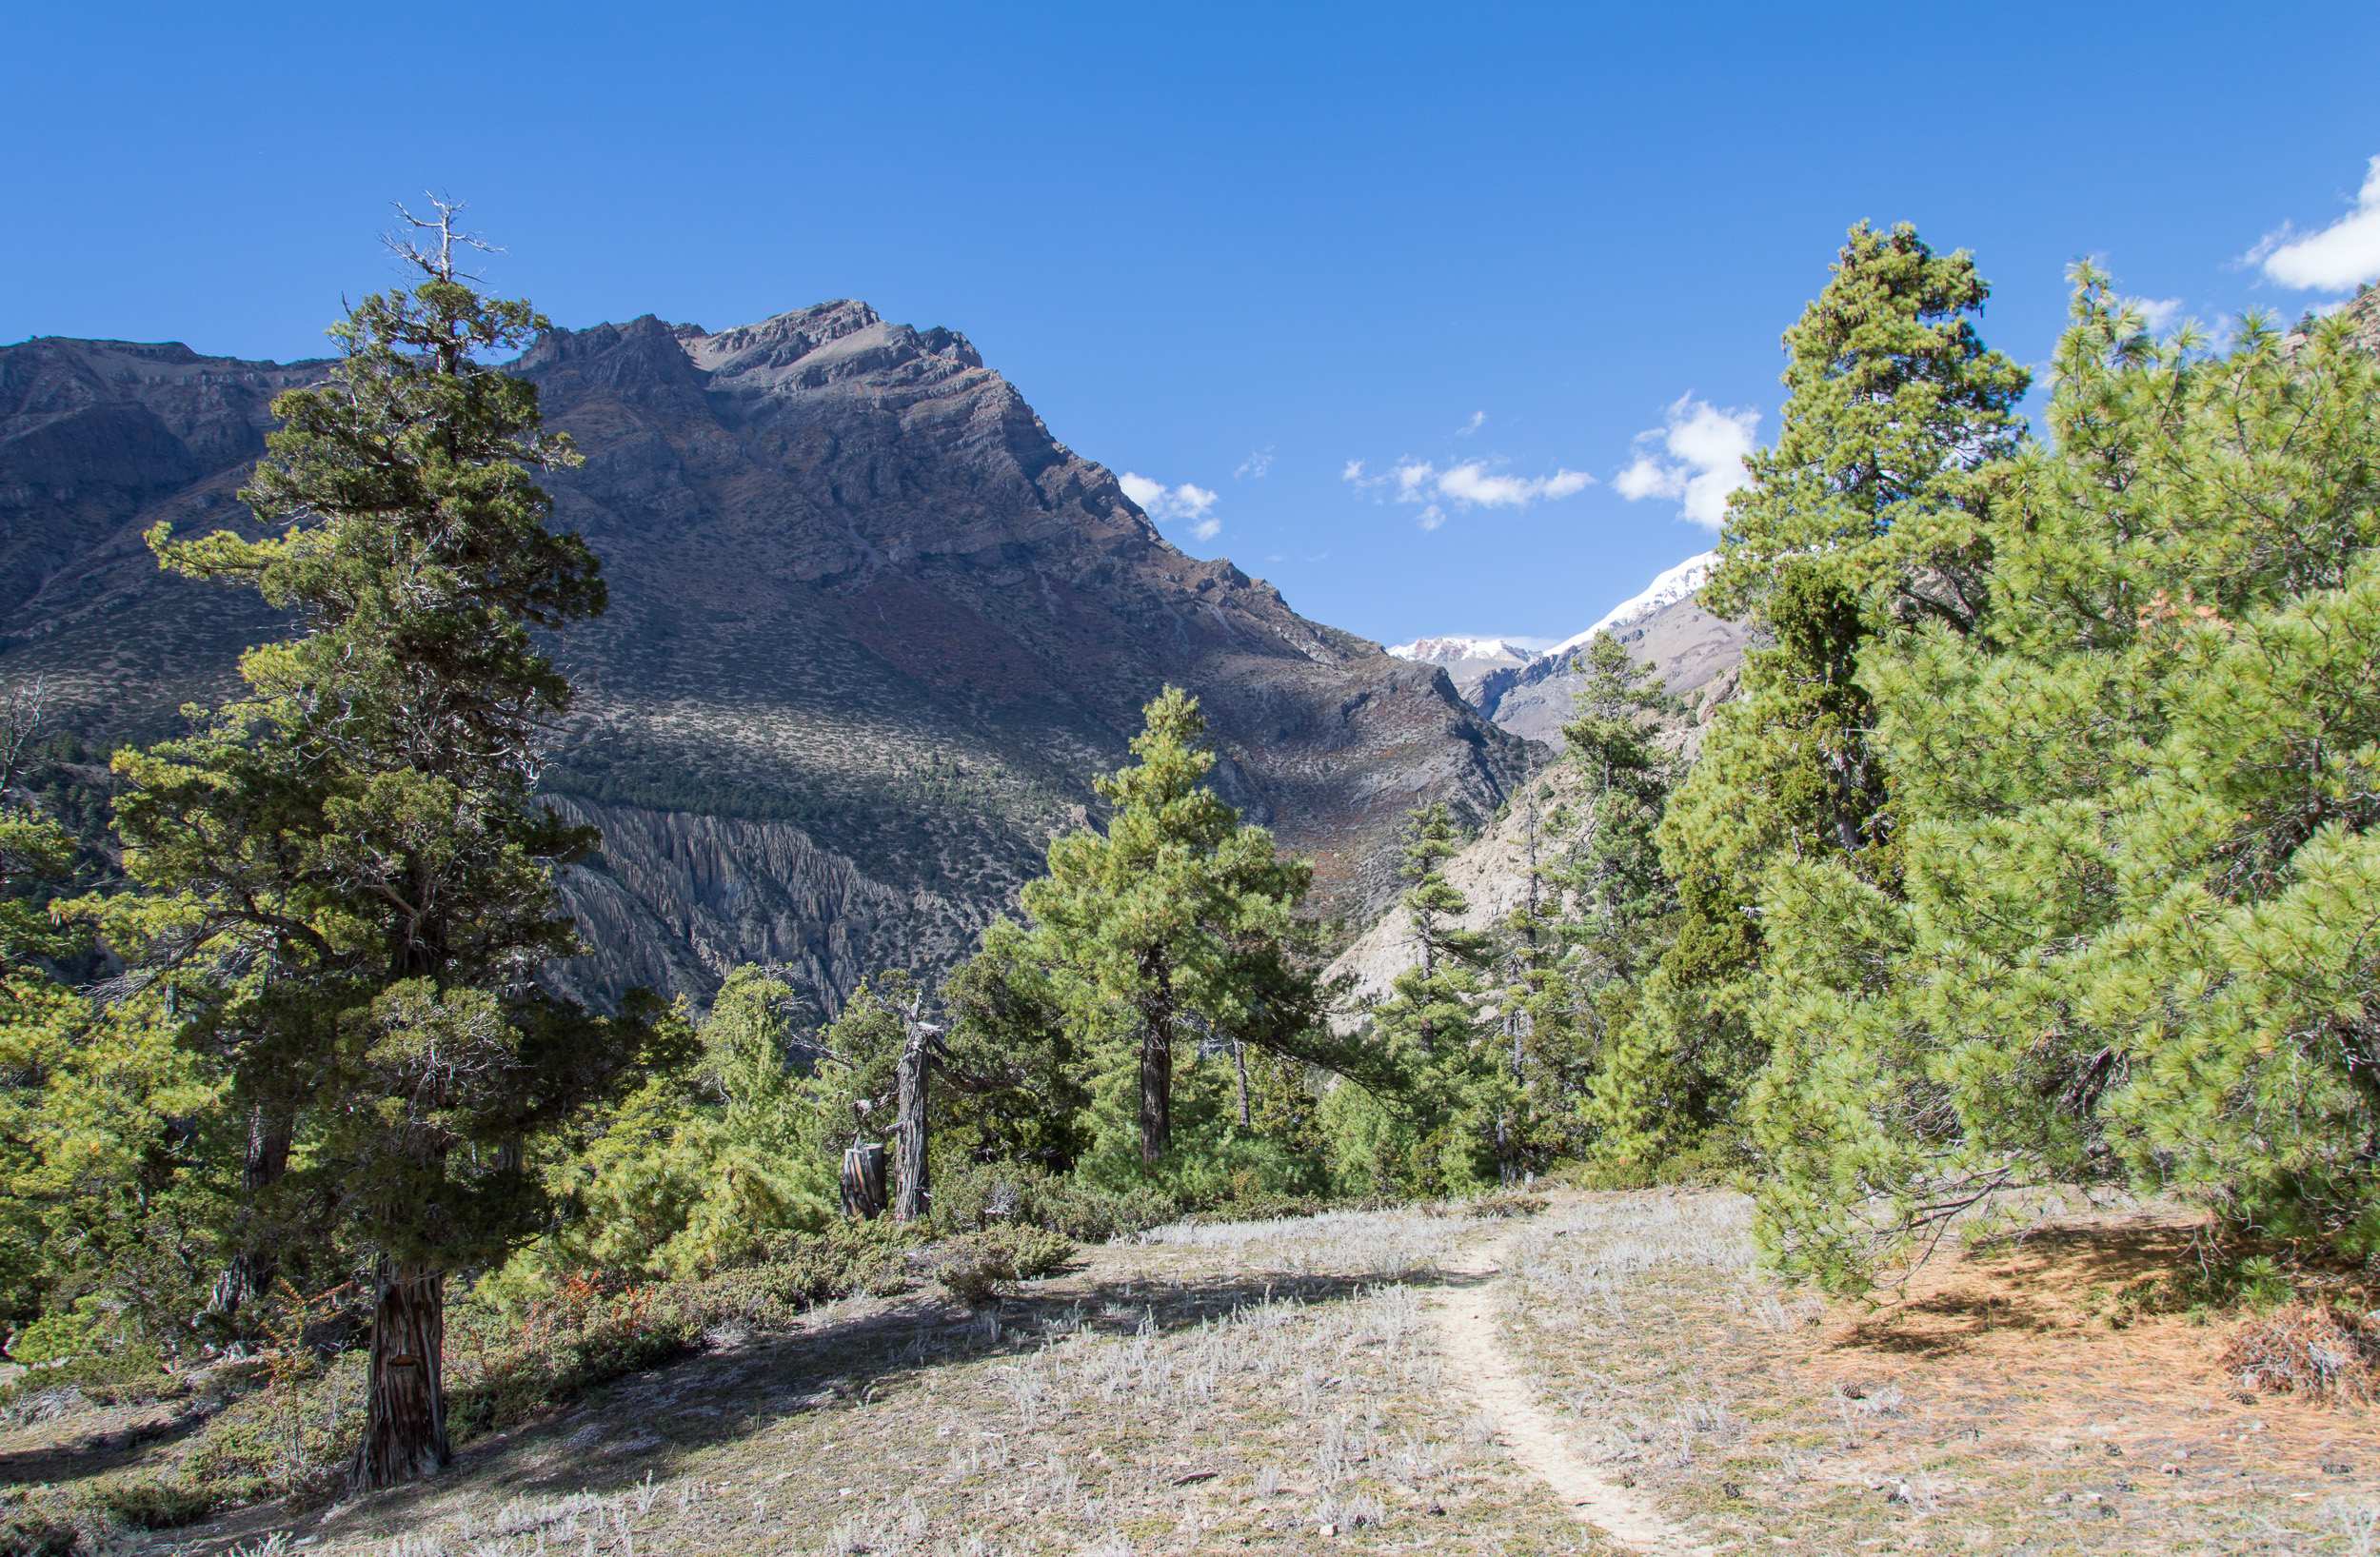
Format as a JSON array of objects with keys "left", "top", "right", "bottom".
[
  {"left": 1017, "top": 688, "right": 1314, "bottom": 1168},
  {"left": 1744, "top": 273, "right": 2380, "bottom": 1286},
  {"left": 1645, "top": 225, "right": 2031, "bottom": 1157},
  {"left": 93, "top": 206, "right": 664, "bottom": 1487},
  {"left": 1369, "top": 803, "right": 1497, "bottom": 1192}
]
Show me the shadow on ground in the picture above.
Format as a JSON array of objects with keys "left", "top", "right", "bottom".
[{"left": 162, "top": 1258, "right": 1492, "bottom": 1554}]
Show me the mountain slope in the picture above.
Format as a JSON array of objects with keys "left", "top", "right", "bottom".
[
  {"left": 0, "top": 305, "right": 1535, "bottom": 1016},
  {"left": 1466, "top": 554, "right": 1750, "bottom": 740}
]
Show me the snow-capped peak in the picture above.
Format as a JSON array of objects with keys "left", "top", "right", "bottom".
[
  {"left": 1387, "top": 634, "right": 1545, "bottom": 665},
  {"left": 1543, "top": 551, "right": 1717, "bottom": 660}
]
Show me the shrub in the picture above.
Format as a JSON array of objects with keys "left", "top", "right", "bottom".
[
  {"left": 928, "top": 1227, "right": 1077, "bottom": 1306},
  {"left": 2219, "top": 1303, "right": 2380, "bottom": 1404},
  {"left": 1460, "top": 1192, "right": 1549, "bottom": 1219},
  {"left": 932, "top": 1160, "right": 1179, "bottom": 1242},
  {"left": 87, "top": 1476, "right": 219, "bottom": 1530},
  {"left": 0, "top": 1508, "right": 77, "bottom": 1557}
]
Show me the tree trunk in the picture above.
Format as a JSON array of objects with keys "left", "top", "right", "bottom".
[
  {"left": 1139, "top": 1006, "right": 1175, "bottom": 1168},
  {"left": 206, "top": 1105, "right": 292, "bottom": 1325},
  {"left": 842, "top": 1143, "right": 887, "bottom": 1218},
  {"left": 893, "top": 1024, "right": 931, "bottom": 1222},
  {"left": 349, "top": 1259, "right": 448, "bottom": 1491},
  {"left": 1233, "top": 1033, "right": 1251, "bottom": 1129}
]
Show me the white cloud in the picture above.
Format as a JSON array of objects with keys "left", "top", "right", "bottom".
[
  {"left": 2130, "top": 296, "right": 2186, "bottom": 332},
  {"left": 2252, "top": 155, "right": 2380, "bottom": 291},
  {"left": 1455, "top": 411, "right": 1486, "bottom": 437},
  {"left": 1236, "top": 446, "right": 1273, "bottom": 480},
  {"left": 1121, "top": 472, "right": 1221, "bottom": 540},
  {"left": 1417, "top": 503, "right": 1447, "bottom": 531},
  {"left": 1614, "top": 396, "right": 1760, "bottom": 529},
  {"left": 1352, "top": 457, "right": 1594, "bottom": 515}
]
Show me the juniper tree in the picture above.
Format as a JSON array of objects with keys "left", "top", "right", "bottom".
[{"left": 95, "top": 206, "right": 664, "bottom": 1487}]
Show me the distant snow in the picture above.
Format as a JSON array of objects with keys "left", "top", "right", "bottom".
[
  {"left": 1543, "top": 551, "right": 1716, "bottom": 660},
  {"left": 1388, "top": 550, "right": 1718, "bottom": 670},
  {"left": 1387, "top": 634, "right": 1554, "bottom": 664}
]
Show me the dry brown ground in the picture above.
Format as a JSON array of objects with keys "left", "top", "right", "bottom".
[
  {"left": 12, "top": 1191, "right": 2378, "bottom": 1556},
  {"left": 1499, "top": 1190, "right": 2380, "bottom": 1555}
]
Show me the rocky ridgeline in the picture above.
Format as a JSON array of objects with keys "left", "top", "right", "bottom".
[{"left": 0, "top": 304, "right": 1533, "bottom": 1017}]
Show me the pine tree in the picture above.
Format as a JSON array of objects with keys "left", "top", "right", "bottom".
[
  {"left": 1743, "top": 271, "right": 2380, "bottom": 1286},
  {"left": 92, "top": 206, "right": 665, "bottom": 1487},
  {"left": 1369, "top": 803, "right": 1497, "bottom": 1192},
  {"left": 1645, "top": 224, "right": 2031, "bottom": 1163},
  {"left": 1700, "top": 220, "right": 2031, "bottom": 636},
  {"left": 1017, "top": 688, "right": 1314, "bottom": 1169}
]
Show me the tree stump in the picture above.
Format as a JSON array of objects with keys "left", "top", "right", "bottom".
[{"left": 842, "top": 1142, "right": 887, "bottom": 1220}]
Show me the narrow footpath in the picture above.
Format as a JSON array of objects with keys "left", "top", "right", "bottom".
[{"left": 1429, "top": 1227, "right": 1712, "bottom": 1555}]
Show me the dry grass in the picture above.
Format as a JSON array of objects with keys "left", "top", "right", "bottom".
[
  {"left": 1497, "top": 1189, "right": 2380, "bottom": 1555},
  {"left": 25, "top": 1187, "right": 2378, "bottom": 1555},
  {"left": 37, "top": 1211, "right": 1583, "bottom": 1556}
]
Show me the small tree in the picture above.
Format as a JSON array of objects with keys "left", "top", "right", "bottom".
[
  {"left": 1021, "top": 688, "right": 1314, "bottom": 1168},
  {"left": 1368, "top": 803, "right": 1497, "bottom": 1192},
  {"left": 97, "top": 205, "right": 660, "bottom": 1488}
]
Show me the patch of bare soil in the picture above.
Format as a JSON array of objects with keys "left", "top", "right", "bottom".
[{"left": 1499, "top": 1190, "right": 2380, "bottom": 1556}]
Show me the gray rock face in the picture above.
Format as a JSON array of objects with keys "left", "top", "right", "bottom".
[
  {"left": 0, "top": 304, "right": 1534, "bottom": 1017},
  {"left": 1473, "top": 593, "right": 1752, "bottom": 741}
]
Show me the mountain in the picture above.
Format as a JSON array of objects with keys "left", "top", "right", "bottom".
[
  {"left": 1410, "top": 553, "right": 1751, "bottom": 742},
  {"left": 1384, "top": 635, "right": 1546, "bottom": 702},
  {"left": 0, "top": 305, "right": 1535, "bottom": 1019}
]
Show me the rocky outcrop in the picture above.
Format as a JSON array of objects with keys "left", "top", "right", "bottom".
[
  {"left": 0, "top": 305, "right": 1534, "bottom": 1019},
  {"left": 1474, "top": 592, "right": 1753, "bottom": 741}
]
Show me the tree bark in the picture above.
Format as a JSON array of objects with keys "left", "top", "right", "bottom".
[
  {"left": 1233, "top": 1033, "right": 1251, "bottom": 1130},
  {"left": 893, "top": 1022, "right": 931, "bottom": 1222},
  {"left": 1139, "top": 1003, "right": 1175, "bottom": 1167},
  {"left": 206, "top": 1105, "right": 292, "bottom": 1325},
  {"left": 349, "top": 1259, "right": 449, "bottom": 1491},
  {"left": 841, "top": 1143, "right": 887, "bottom": 1219}
]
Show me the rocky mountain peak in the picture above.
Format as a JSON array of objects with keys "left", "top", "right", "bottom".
[{"left": 0, "top": 302, "right": 1532, "bottom": 1019}]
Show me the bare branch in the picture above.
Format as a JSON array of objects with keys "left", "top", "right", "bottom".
[
  {"left": 0, "top": 675, "right": 48, "bottom": 793},
  {"left": 383, "top": 194, "right": 501, "bottom": 285}
]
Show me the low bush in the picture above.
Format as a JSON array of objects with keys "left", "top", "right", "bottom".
[
  {"left": 0, "top": 1505, "right": 78, "bottom": 1557},
  {"left": 926, "top": 1227, "right": 1077, "bottom": 1306},
  {"left": 87, "top": 1476, "right": 221, "bottom": 1531},
  {"left": 1459, "top": 1191, "right": 1549, "bottom": 1219},
  {"left": 932, "top": 1161, "right": 1179, "bottom": 1242}
]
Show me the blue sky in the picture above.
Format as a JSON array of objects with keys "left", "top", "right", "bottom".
[{"left": 8, "top": 2, "right": 2378, "bottom": 646}]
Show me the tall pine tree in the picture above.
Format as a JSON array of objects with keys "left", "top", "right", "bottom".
[{"left": 96, "top": 207, "right": 664, "bottom": 1487}]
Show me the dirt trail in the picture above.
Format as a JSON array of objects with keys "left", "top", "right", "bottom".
[{"left": 1430, "top": 1227, "right": 1711, "bottom": 1555}]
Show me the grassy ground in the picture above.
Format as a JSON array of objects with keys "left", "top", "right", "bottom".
[
  {"left": 7, "top": 1190, "right": 2378, "bottom": 1555},
  {"left": 1499, "top": 1190, "right": 2380, "bottom": 1555}
]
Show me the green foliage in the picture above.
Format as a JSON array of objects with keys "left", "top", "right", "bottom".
[
  {"left": 492, "top": 969, "right": 831, "bottom": 1291},
  {"left": 929, "top": 1225, "right": 1076, "bottom": 1305},
  {"left": 1742, "top": 271, "right": 2380, "bottom": 1287},
  {"left": 980, "top": 687, "right": 1327, "bottom": 1177},
  {"left": 1700, "top": 220, "right": 2031, "bottom": 635},
  {"left": 1637, "top": 223, "right": 2031, "bottom": 1174},
  {"left": 936, "top": 924, "right": 1092, "bottom": 1172},
  {"left": 1364, "top": 803, "right": 1498, "bottom": 1194},
  {"left": 88, "top": 238, "right": 659, "bottom": 1323},
  {"left": 927, "top": 1158, "right": 1180, "bottom": 1242}
]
